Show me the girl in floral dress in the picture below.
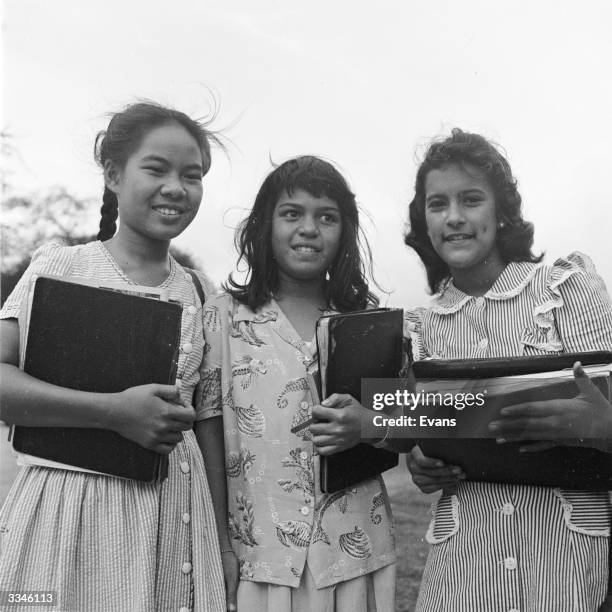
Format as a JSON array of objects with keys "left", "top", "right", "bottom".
[{"left": 196, "top": 156, "right": 396, "bottom": 612}]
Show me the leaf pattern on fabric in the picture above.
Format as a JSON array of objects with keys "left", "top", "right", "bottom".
[
  {"left": 370, "top": 492, "right": 385, "bottom": 525},
  {"left": 339, "top": 526, "right": 372, "bottom": 559},
  {"left": 236, "top": 403, "right": 265, "bottom": 437},
  {"left": 231, "top": 355, "right": 267, "bottom": 389},
  {"left": 229, "top": 493, "right": 258, "bottom": 547},
  {"left": 312, "top": 489, "right": 351, "bottom": 545},
  {"left": 207, "top": 294, "right": 394, "bottom": 585},
  {"left": 203, "top": 305, "right": 220, "bottom": 332},
  {"left": 277, "top": 377, "right": 309, "bottom": 409},
  {"left": 290, "top": 401, "right": 313, "bottom": 441},
  {"left": 197, "top": 368, "right": 222, "bottom": 414},
  {"left": 227, "top": 447, "right": 256, "bottom": 480},
  {"left": 278, "top": 448, "right": 314, "bottom": 498},
  {"left": 222, "top": 385, "right": 235, "bottom": 412},
  {"left": 275, "top": 520, "right": 312, "bottom": 548},
  {"left": 229, "top": 308, "right": 277, "bottom": 347}
]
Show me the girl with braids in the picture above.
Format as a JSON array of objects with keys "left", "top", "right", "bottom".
[
  {"left": 0, "top": 102, "right": 226, "bottom": 611},
  {"left": 400, "top": 129, "right": 612, "bottom": 611},
  {"left": 196, "top": 156, "right": 396, "bottom": 611}
]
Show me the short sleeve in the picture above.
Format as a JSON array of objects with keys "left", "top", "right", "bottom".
[
  {"left": 0, "top": 242, "right": 74, "bottom": 321},
  {"left": 549, "top": 252, "right": 612, "bottom": 352},
  {"left": 195, "top": 294, "right": 227, "bottom": 421}
]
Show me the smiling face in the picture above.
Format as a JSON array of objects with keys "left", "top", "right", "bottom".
[
  {"left": 271, "top": 188, "right": 343, "bottom": 285},
  {"left": 105, "top": 121, "right": 207, "bottom": 245},
  {"left": 424, "top": 163, "right": 504, "bottom": 284}
]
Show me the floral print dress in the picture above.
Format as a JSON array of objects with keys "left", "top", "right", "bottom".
[{"left": 197, "top": 293, "right": 396, "bottom": 610}]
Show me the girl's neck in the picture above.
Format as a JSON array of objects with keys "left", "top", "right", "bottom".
[
  {"left": 274, "top": 274, "right": 328, "bottom": 341},
  {"left": 103, "top": 228, "right": 171, "bottom": 286},
  {"left": 275, "top": 274, "right": 327, "bottom": 310},
  {"left": 450, "top": 256, "right": 506, "bottom": 297}
]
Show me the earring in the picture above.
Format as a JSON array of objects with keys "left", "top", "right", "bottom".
[{"left": 498, "top": 221, "right": 505, "bottom": 229}]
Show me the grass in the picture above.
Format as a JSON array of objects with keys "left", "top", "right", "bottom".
[{"left": 0, "top": 425, "right": 431, "bottom": 610}]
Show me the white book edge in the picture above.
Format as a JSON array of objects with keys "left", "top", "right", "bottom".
[
  {"left": 416, "top": 364, "right": 611, "bottom": 396},
  {"left": 13, "top": 450, "right": 108, "bottom": 477}
]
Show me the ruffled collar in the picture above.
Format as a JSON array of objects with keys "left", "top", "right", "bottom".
[{"left": 431, "top": 260, "right": 541, "bottom": 315}]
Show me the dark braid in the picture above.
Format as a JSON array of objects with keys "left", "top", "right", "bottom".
[
  {"left": 94, "top": 101, "right": 219, "bottom": 241},
  {"left": 97, "top": 187, "right": 119, "bottom": 241}
]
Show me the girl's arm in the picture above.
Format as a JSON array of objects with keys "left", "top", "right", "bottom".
[
  {"left": 0, "top": 319, "right": 194, "bottom": 454},
  {"left": 195, "top": 417, "right": 239, "bottom": 612},
  {"left": 490, "top": 257, "right": 612, "bottom": 451},
  {"left": 489, "top": 361, "right": 612, "bottom": 452}
]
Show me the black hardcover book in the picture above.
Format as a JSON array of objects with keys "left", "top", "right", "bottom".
[
  {"left": 413, "top": 352, "right": 612, "bottom": 490},
  {"left": 12, "top": 276, "right": 183, "bottom": 483},
  {"left": 317, "top": 308, "right": 402, "bottom": 493}
]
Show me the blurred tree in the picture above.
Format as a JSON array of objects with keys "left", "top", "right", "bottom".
[{"left": 1, "top": 188, "right": 201, "bottom": 305}]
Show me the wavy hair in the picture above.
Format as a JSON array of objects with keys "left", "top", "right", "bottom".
[
  {"left": 404, "top": 128, "right": 542, "bottom": 293},
  {"left": 225, "top": 155, "right": 378, "bottom": 312}
]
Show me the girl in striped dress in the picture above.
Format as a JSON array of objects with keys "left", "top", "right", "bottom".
[
  {"left": 402, "top": 129, "right": 612, "bottom": 611},
  {"left": 0, "top": 103, "right": 225, "bottom": 611}
]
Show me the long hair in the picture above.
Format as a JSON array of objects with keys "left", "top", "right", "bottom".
[
  {"left": 94, "top": 101, "right": 219, "bottom": 241},
  {"left": 225, "top": 156, "right": 378, "bottom": 312},
  {"left": 404, "top": 128, "right": 543, "bottom": 293}
]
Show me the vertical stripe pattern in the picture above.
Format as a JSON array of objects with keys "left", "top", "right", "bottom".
[
  {"left": 0, "top": 241, "right": 224, "bottom": 611},
  {"left": 408, "top": 253, "right": 612, "bottom": 611}
]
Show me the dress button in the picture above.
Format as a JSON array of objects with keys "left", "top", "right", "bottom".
[
  {"left": 187, "top": 305, "right": 197, "bottom": 315},
  {"left": 504, "top": 557, "right": 517, "bottom": 570},
  {"left": 508, "top": 609, "right": 520, "bottom": 612},
  {"left": 300, "top": 506, "right": 310, "bottom": 516},
  {"left": 477, "top": 338, "right": 489, "bottom": 350},
  {"left": 181, "top": 562, "right": 192, "bottom": 574},
  {"left": 475, "top": 297, "right": 485, "bottom": 307},
  {"left": 182, "top": 513, "right": 191, "bottom": 524},
  {"left": 179, "top": 607, "right": 190, "bottom": 612},
  {"left": 300, "top": 451, "right": 308, "bottom": 460},
  {"left": 180, "top": 461, "right": 190, "bottom": 474},
  {"left": 182, "top": 343, "right": 193, "bottom": 354},
  {"left": 300, "top": 401, "right": 309, "bottom": 409},
  {"left": 502, "top": 502, "right": 515, "bottom": 516}
]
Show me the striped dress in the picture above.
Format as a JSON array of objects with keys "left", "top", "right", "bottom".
[
  {"left": 406, "top": 252, "right": 612, "bottom": 612},
  {"left": 0, "top": 241, "right": 225, "bottom": 612}
]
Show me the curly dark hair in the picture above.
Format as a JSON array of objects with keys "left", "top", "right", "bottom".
[
  {"left": 225, "top": 155, "right": 378, "bottom": 312},
  {"left": 404, "top": 128, "right": 542, "bottom": 293},
  {"left": 94, "top": 101, "right": 219, "bottom": 241}
]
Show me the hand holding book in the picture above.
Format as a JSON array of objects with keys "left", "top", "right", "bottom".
[
  {"left": 490, "top": 361, "right": 612, "bottom": 453},
  {"left": 406, "top": 445, "right": 465, "bottom": 495},
  {"left": 110, "top": 383, "right": 195, "bottom": 455},
  {"left": 310, "top": 393, "right": 375, "bottom": 455}
]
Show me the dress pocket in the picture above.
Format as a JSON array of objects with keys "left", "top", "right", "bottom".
[
  {"left": 425, "top": 493, "right": 459, "bottom": 544},
  {"left": 555, "top": 489, "right": 611, "bottom": 536}
]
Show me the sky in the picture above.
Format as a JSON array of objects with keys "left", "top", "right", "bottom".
[{"left": 3, "top": 0, "right": 612, "bottom": 307}]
